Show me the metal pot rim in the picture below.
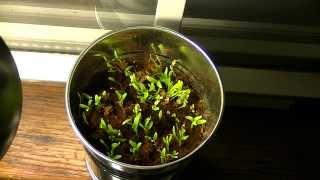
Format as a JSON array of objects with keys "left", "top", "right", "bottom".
[{"left": 65, "top": 26, "right": 224, "bottom": 170}]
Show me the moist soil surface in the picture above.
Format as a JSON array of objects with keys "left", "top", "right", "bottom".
[{"left": 78, "top": 52, "right": 209, "bottom": 165}]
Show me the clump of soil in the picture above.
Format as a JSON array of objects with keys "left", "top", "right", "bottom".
[{"left": 78, "top": 50, "right": 209, "bottom": 165}]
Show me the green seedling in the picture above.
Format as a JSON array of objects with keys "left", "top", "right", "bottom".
[
  {"left": 146, "top": 75, "right": 157, "bottom": 84},
  {"left": 172, "top": 126, "right": 189, "bottom": 146},
  {"left": 79, "top": 93, "right": 93, "bottom": 112},
  {"left": 108, "top": 76, "right": 116, "bottom": 83},
  {"left": 88, "top": 98, "right": 93, "bottom": 107},
  {"left": 122, "top": 117, "right": 132, "bottom": 126},
  {"left": 139, "top": 117, "right": 153, "bottom": 134},
  {"left": 113, "top": 49, "right": 120, "bottom": 61},
  {"left": 129, "top": 74, "right": 141, "bottom": 90},
  {"left": 159, "top": 60, "right": 177, "bottom": 89},
  {"left": 171, "top": 113, "right": 180, "bottom": 123},
  {"left": 167, "top": 80, "right": 190, "bottom": 108},
  {"left": 94, "top": 94, "right": 102, "bottom": 107},
  {"left": 108, "top": 142, "right": 122, "bottom": 160},
  {"left": 82, "top": 111, "right": 89, "bottom": 125},
  {"left": 146, "top": 75, "right": 162, "bottom": 90},
  {"left": 93, "top": 52, "right": 116, "bottom": 72},
  {"left": 169, "top": 60, "right": 176, "bottom": 72},
  {"left": 129, "top": 140, "right": 142, "bottom": 155},
  {"left": 100, "top": 118, "right": 125, "bottom": 142},
  {"left": 100, "top": 118, "right": 107, "bottom": 129},
  {"left": 167, "top": 80, "right": 182, "bottom": 97},
  {"left": 146, "top": 75, "right": 161, "bottom": 94},
  {"left": 162, "top": 134, "right": 173, "bottom": 151},
  {"left": 100, "top": 90, "right": 109, "bottom": 102},
  {"left": 158, "top": 44, "right": 166, "bottom": 55},
  {"left": 145, "top": 132, "right": 158, "bottom": 144},
  {"left": 133, "top": 103, "right": 141, "bottom": 114},
  {"left": 115, "top": 90, "right": 127, "bottom": 106},
  {"left": 129, "top": 74, "right": 149, "bottom": 103},
  {"left": 132, "top": 104, "right": 142, "bottom": 133},
  {"left": 79, "top": 104, "right": 90, "bottom": 112},
  {"left": 160, "top": 67, "right": 173, "bottom": 89},
  {"left": 124, "top": 66, "right": 133, "bottom": 77},
  {"left": 99, "top": 138, "right": 108, "bottom": 148},
  {"left": 152, "top": 100, "right": 160, "bottom": 111},
  {"left": 190, "top": 104, "right": 195, "bottom": 113},
  {"left": 158, "top": 110, "right": 163, "bottom": 120},
  {"left": 149, "top": 43, "right": 162, "bottom": 64},
  {"left": 106, "top": 124, "right": 123, "bottom": 141},
  {"left": 176, "top": 89, "right": 190, "bottom": 108},
  {"left": 81, "top": 92, "right": 92, "bottom": 100},
  {"left": 121, "top": 104, "right": 142, "bottom": 131},
  {"left": 101, "top": 90, "right": 107, "bottom": 97},
  {"left": 185, "top": 115, "right": 207, "bottom": 128},
  {"left": 159, "top": 147, "right": 178, "bottom": 164},
  {"left": 93, "top": 52, "right": 108, "bottom": 62},
  {"left": 148, "top": 82, "right": 156, "bottom": 92},
  {"left": 152, "top": 94, "right": 163, "bottom": 111}
]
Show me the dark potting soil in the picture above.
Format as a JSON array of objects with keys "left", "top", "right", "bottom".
[{"left": 78, "top": 51, "right": 210, "bottom": 165}]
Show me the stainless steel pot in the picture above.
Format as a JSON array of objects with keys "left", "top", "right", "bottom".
[
  {"left": 65, "top": 26, "right": 224, "bottom": 179},
  {"left": 0, "top": 37, "right": 23, "bottom": 159}
]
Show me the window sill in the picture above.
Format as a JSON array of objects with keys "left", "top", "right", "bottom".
[{"left": 12, "top": 50, "right": 320, "bottom": 99}]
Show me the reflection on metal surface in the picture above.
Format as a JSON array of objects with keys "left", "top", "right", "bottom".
[
  {"left": 86, "top": 155, "right": 125, "bottom": 180},
  {"left": 86, "top": 158, "right": 100, "bottom": 180}
]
